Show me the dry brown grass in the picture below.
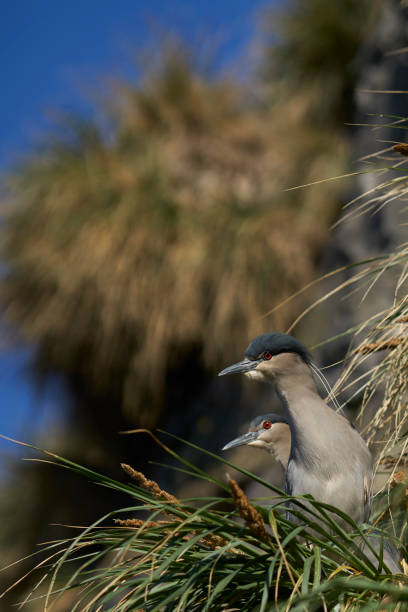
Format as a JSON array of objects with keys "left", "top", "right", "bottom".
[
  {"left": 228, "top": 476, "right": 269, "bottom": 541},
  {"left": 296, "top": 136, "right": 408, "bottom": 534},
  {"left": 0, "top": 47, "right": 347, "bottom": 426},
  {"left": 119, "top": 463, "right": 227, "bottom": 549},
  {"left": 336, "top": 295, "right": 408, "bottom": 457},
  {"left": 120, "top": 463, "right": 179, "bottom": 505}
]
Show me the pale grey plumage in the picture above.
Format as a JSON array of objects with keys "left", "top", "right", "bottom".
[
  {"left": 219, "top": 332, "right": 373, "bottom": 530},
  {"left": 222, "top": 410, "right": 401, "bottom": 573}
]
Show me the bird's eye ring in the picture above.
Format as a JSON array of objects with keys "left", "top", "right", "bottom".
[
  {"left": 263, "top": 420, "right": 272, "bottom": 429},
  {"left": 263, "top": 351, "right": 272, "bottom": 360}
]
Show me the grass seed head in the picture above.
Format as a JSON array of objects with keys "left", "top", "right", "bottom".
[
  {"left": 228, "top": 476, "right": 269, "bottom": 541},
  {"left": 120, "top": 463, "right": 179, "bottom": 505}
]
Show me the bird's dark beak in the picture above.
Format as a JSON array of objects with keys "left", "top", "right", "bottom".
[
  {"left": 222, "top": 431, "right": 258, "bottom": 451},
  {"left": 218, "top": 358, "right": 260, "bottom": 377}
]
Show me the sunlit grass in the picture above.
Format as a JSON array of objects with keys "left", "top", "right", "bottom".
[{"left": 1, "top": 432, "right": 406, "bottom": 611}]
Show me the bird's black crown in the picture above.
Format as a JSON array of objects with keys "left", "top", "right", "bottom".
[
  {"left": 244, "top": 332, "right": 311, "bottom": 363},
  {"left": 250, "top": 413, "right": 289, "bottom": 429}
]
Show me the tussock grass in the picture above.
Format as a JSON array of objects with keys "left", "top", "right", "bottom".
[
  {"left": 0, "top": 45, "right": 347, "bottom": 427},
  {"left": 2, "top": 434, "right": 406, "bottom": 611}
]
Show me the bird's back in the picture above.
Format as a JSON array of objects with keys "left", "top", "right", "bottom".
[{"left": 286, "top": 408, "right": 373, "bottom": 528}]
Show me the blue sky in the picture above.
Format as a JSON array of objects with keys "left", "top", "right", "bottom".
[
  {"left": 2, "top": 0, "right": 274, "bottom": 168},
  {"left": 1, "top": 0, "right": 276, "bottom": 458}
]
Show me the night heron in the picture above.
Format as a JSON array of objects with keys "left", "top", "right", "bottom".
[
  {"left": 222, "top": 411, "right": 401, "bottom": 573},
  {"left": 222, "top": 413, "right": 290, "bottom": 471},
  {"left": 218, "top": 332, "right": 373, "bottom": 529}
]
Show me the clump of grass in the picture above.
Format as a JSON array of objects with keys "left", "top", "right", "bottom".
[
  {"left": 0, "top": 43, "right": 347, "bottom": 428},
  {"left": 2, "top": 434, "right": 406, "bottom": 611},
  {"left": 116, "top": 462, "right": 227, "bottom": 550}
]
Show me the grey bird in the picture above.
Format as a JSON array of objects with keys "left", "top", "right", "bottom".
[
  {"left": 218, "top": 332, "right": 374, "bottom": 530},
  {"left": 222, "top": 412, "right": 401, "bottom": 573},
  {"left": 222, "top": 413, "right": 290, "bottom": 471}
]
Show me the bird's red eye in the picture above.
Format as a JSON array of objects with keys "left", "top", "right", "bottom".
[
  {"left": 264, "top": 351, "right": 272, "bottom": 360},
  {"left": 263, "top": 420, "right": 272, "bottom": 429}
]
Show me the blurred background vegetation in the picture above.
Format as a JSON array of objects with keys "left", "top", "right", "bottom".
[{"left": 2, "top": 0, "right": 408, "bottom": 607}]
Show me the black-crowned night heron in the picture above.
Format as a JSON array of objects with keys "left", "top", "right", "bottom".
[
  {"left": 218, "top": 332, "right": 373, "bottom": 529},
  {"left": 222, "top": 413, "right": 290, "bottom": 471},
  {"left": 222, "top": 411, "right": 401, "bottom": 573}
]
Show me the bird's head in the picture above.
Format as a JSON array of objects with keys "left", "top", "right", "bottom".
[
  {"left": 218, "top": 332, "right": 311, "bottom": 384},
  {"left": 222, "top": 413, "right": 289, "bottom": 454}
]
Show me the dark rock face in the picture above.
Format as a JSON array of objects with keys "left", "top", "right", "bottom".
[{"left": 315, "top": 0, "right": 408, "bottom": 394}]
